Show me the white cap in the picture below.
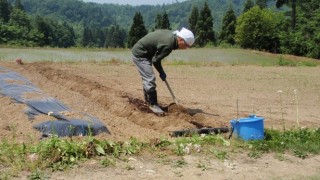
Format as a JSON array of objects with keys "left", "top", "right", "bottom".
[{"left": 176, "top": 27, "right": 195, "bottom": 46}]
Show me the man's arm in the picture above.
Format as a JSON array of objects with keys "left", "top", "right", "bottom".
[{"left": 153, "top": 61, "right": 166, "bottom": 81}]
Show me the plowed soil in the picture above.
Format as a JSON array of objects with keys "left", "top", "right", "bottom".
[{"left": 1, "top": 61, "right": 320, "bottom": 179}]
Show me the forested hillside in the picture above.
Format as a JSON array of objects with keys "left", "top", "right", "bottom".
[{"left": 12, "top": 0, "right": 248, "bottom": 31}]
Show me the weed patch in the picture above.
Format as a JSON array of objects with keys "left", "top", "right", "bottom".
[
  {"left": 246, "top": 128, "right": 320, "bottom": 158},
  {"left": 278, "top": 55, "right": 319, "bottom": 67},
  {"left": 1, "top": 128, "right": 320, "bottom": 178}
]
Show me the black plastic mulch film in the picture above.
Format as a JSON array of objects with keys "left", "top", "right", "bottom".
[{"left": 0, "top": 66, "right": 110, "bottom": 137}]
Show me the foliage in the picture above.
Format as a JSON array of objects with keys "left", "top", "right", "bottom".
[
  {"left": 154, "top": 13, "right": 162, "bottom": 30},
  {"left": 0, "top": 139, "right": 28, "bottom": 171},
  {"left": 82, "top": 26, "right": 94, "bottom": 47},
  {"left": 0, "top": 4, "right": 76, "bottom": 47},
  {"left": 277, "top": 55, "right": 318, "bottom": 67},
  {"left": 28, "top": 169, "right": 49, "bottom": 180},
  {"left": 247, "top": 128, "right": 320, "bottom": 158},
  {"left": 14, "top": 0, "right": 24, "bottom": 11},
  {"left": 161, "top": 12, "right": 171, "bottom": 30},
  {"left": 0, "top": 7, "right": 44, "bottom": 46},
  {"left": 210, "top": 149, "right": 229, "bottom": 160},
  {"left": 256, "top": 0, "right": 267, "bottom": 9},
  {"left": 219, "top": 5, "right": 237, "bottom": 45},
  {"left": 235, "top": 6, "right": 279, "bottom": 52},
  {"left": 9, "top": 8, "right": 30, "bottom": 28},
  {"left": 20, "top": 0, "right": 115, "bottom": 27},
  {"left": 105, "top": 24, "right": 127, "bottom": 48},
  {"left": 195, "top": 2, "right": 215, "bottom": 47},
  {"left": 278, "top": 0, "right": 320, "bottom": 59},
  {"left": 188, "top": 6, "right": 198, "bottom": 35},
  {"left": 1, "top": 127, "right": 320, "bottom": 178},
  {"left": 101, "top": 156, "right": 116, "bottom": 167},
  {"left": 50, "top": 21, "right": 76, "bottom": 48},
  {"left": 81, "top": 25, "right": 125, "bottom": 48},
  {"left": 31, "top": 136, "right": 87, "bottom": 170},
  {"left": 243, "top": 0, "right": 254, "bottom": 13},
  {"left": 127, "top": 12, "right": 148, "bottom": 48},
  {"left": 14, "top": 0, "right": 250, "bottom": 32},
  {"left": 276, "top": 0, "right": 297, "bottom": 29},
  {"left": 0, "top": 0, "right": 12, "bottom": 23},
  {"left": 278, "top": 55, "right": 296, "bottom": 66},
  {"left": 154, "top": 11, "right": 171, "bottom": 30}
]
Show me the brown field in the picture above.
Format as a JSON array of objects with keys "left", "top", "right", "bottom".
[{"left": 1, "top": 60, "right": 320, "bottom": 179}]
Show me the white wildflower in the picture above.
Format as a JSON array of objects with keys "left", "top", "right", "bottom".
[{"left": 194, "top": 144, "right": 202, "bottom": 153}]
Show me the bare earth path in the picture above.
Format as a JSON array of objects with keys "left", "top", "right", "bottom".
[{"left": 1, "top": 61, "right": 320, "bottom": 179}]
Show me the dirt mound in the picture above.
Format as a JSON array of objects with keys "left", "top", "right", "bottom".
[{"left": 0, "top": 62, "right": 228, "bottom": 141}]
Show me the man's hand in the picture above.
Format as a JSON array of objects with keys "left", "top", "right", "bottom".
[
  {"left": 160, "top": 71, "right": 167, "bottom": 81},
  {"left": 153, "top": 61, "right": 167, "bottom": 81}
]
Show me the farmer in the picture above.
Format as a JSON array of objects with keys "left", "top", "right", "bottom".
[{"left": 132, "top": 27, "right": 195, "bottom": 115}]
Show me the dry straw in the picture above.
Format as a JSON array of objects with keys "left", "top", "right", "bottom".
[
  {"left": 294, "top": 89, "right": 300, "bottom": 128},
  {"left": 277, "top": 90, "right": 285, "bottom": 131}
]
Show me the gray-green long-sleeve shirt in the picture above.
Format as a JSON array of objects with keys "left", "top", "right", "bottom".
[{"left": 132, "top": 30, "right": 178, "bottom": 62}]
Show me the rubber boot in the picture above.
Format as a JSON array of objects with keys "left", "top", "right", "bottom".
[
  {"left": 148, "top": 90, "right": 165, "bottom": 115},
  {"left": 143, "top": 88, "right": 149, "bottom": 104}
]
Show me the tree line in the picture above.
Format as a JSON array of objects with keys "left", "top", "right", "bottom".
[
  {"left": 0, "top": 0, "right": 76, "bottom": 47},
  {"left": 0, "top": 0, "right": 319, "bottom": 59}
]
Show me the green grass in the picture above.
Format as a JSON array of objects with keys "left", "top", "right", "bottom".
[
  {"left": 278, "top": 55, "right": 319, "bottom": 67},
  {"left": 1, "top": 47, "right": 318, "bottom": 66},
  {"left": 167, "top": 48, "right": 281, "bottom": 66},
  {"left": 1, "top": 128, "right": 320, "bottom": 178},
  {"left": 0, "top": 47, "right": 131, "bottom": 63},
  {"left": 248, "top": 128, "right": 320, "bottom": 159}
]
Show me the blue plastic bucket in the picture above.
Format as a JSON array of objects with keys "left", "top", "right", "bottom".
[{"left": 230, "top": 115, "right": 264, "bottom": 141}]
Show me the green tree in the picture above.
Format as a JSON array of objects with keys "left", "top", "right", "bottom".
[
  {"left": 82, "top": 26, "right": 93, "bottom": 47},
  {"left": 161, "top": 12, "right": 171, "bottom": 30},
  {"left": 6, "top": 8, "right": 34, "bottom": 46},
  {"left": 243, "top": 0, "right": 254, "bottom": 13},
  {"left": 196, "top": 2, "right": 215, "bottom": 47},
  {"left": 154, "top": 12, "right": 171, "bottom": 30},
  {"left": 9, "top": 8, "right": 30, "bottom": 29},
  {"left": 94, "top": 28, "right": 106, "bottom": 48},
  {"left": 105, "top": 24, "right": 126, "bottom": 48},
  {"left": 127, "top": 12, "right": 147, "bottom": 48},
  {"left": 154, "top": 13, "right": 162, "bottom": 29},
  {"left": 59, "top": 22, "right": 76, "bottom": 47},
  {"left": 276, "top": 0, "right": 297, "bottom": 30},
  {"left": 0, "top": 0, "right": 11, "bottom": 23},
  {"left": 256, "top": 0, "right": 267, "bottom": 9},
  {"left": 278, "top": 0, "right": 320, "bottom": 59},
  {"left": 188, "top": 6, "right": 199, "bottom": 35},
  {"left": 219, "top": 5, "right": 237, "bottom": 45},
  {"left": 47, "top": 20, "right": 75, "bottom": 47},
  {"left": 0, "top": 24, "right": 11, "bottom": 43},
  {"left": 40, "top": 19, "right": 76, "bottom": 48},
  {"left": 235, "top": 6, "right": 279, "bottom": 51},
  {"left": 14, "top": 0, "right": 24, "bottom": 11},
  {"left": 34, "top": 16, "right": 53, "bottom": 46}
]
